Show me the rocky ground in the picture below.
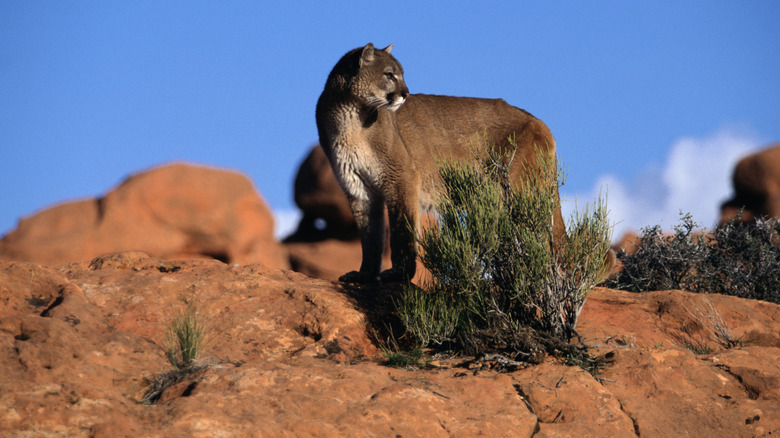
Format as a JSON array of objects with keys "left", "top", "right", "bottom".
[{"left": 1, "top": 252, "right": 778, "bottom": 437}]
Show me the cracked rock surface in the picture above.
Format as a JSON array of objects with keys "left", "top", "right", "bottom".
[{"left": 1, "top": 254, "right": 779, "bottom": 437}]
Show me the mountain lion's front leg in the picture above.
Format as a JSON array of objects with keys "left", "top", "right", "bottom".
[
  {"left": 381, "top": 178, "right": 420, "bottom": 282},
  {"left": 339, "top": 194, "right": 386, "bottom": 283}
]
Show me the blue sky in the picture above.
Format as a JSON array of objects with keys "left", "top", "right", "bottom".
[{"left": 2, "top": 2, "right": 779, "bottom": 240}]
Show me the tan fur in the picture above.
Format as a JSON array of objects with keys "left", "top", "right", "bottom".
[{"left": 316, "top": 43, "right": 566, "bottom": 283}]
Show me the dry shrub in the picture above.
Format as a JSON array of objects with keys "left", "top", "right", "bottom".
[{"left": 609, "top": 213, "right": 780, "bottom": 304}]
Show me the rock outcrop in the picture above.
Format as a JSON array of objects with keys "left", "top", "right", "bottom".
[
  {"left": 720, "top": 142, "right": 780, "bottom": 225},
  {"left": 1, "top": 253, "right": 778, "bottom": 436},
  {"left": 0, "top": 163, "right": 288, "bottom": 269}
]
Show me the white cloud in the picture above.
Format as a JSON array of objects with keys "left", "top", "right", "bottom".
[
  {"left": 562, "top": 127, "right": 761, "bottom": 241},
  {"left": 273, "top": 209, "right": 302, "bottom": 240}
]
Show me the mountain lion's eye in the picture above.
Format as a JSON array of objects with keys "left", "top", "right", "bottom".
[{"left": 385, "top": 72, "right": 395, "bottom": 80}]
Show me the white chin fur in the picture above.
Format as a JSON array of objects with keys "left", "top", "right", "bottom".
[{"left": 387, "top": 98, "right": 406, "bottom": 112}]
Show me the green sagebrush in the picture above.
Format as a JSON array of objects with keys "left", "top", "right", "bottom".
[
  {"left": 141, "top": 302, "right": 209, "bottom": 404},
  {"left": 165, "top": 302, "right": 206, "bottom": 370},
  {"left": 395, "top": 140, "right": 612, "bottom": 359}
]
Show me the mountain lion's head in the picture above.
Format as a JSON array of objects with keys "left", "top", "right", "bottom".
[{"left": 325, "top": 43, "right": 409, "bottom": 113}]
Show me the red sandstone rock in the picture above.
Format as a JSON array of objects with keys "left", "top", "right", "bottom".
[
  {"left": 0, "top": 163, "right": 288, "bottom": 269},
  {"left": 720, "top": 142, "right": 780, "bottom": 225},
  {"left": 513, "top": 361, "right": 635, "bottom": 436},
  {"left": 578, "top": 287, "right": 780, "bottom": 350},
  {"left": 285, "top": 238, "right": 381, "bottom": 281},
  {"left": 613, "top": 231, "right": 641, "bottom": 256},
  {"left": 1, "top": 255, "right": 779, "bottom": 436}
]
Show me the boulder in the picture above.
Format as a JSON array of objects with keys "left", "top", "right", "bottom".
[
  {"left": 720, "top": 142, "right": 780, "bottom": 225},
  {"left": 0, "top": 163, "right": 288, "bottom": 269}
]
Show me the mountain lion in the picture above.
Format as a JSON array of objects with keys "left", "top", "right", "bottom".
[{"left": 316, "top": 43, "right": 567, "bottom": 283}]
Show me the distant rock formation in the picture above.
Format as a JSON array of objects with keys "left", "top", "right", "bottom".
[
  {"left": 0, "top": 163, "right": 288, "bottom": 269},
  {"left": 720, "top": 142, "right": 780, "bottom": 225}
]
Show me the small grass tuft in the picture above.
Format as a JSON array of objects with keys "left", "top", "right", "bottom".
[
  {"left": 165, "top": 302, "right": 206, "bottom": 371},
  {"left": 565, "top": 352, "right": 605, "bottom": 375},
  {"left": 686, "top": 297, "right": 744, "bottom": 350},
  {"left": 141, "top": 302, "right": 209, "bottom": 405},
  {"left": 382, "top": 346, "right": 426, "bottom": 369},
  {"left": 679, "top": 339, "right": 713, "bottom": 355}
]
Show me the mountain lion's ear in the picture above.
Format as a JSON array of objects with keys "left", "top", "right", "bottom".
[
  {"left": 360, "top": 43, "right": 376, "bottom": 66},
  {"left": 381, "top": 44, "right": 393, "bottom": 54}
]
